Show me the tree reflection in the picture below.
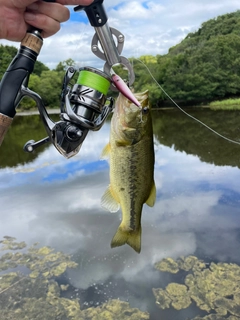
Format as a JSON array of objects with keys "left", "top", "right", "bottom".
[{"left": 153, "top": 108, "right": 240, "bottom": 168}]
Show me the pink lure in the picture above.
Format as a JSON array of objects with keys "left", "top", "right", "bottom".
[{"left": 111, "top": 74, "right": 141, "bottom": 108}]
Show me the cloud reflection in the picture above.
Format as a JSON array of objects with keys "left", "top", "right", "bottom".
[{"left": 1, "top": 123, "right": 240, "bottom": 304}]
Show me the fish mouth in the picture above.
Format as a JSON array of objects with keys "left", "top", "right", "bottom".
[
  {"left": 114, "top": 90, "right": 150, "bottom": 129},
  {"left": 134, "top": 90, "right": 149, "bottom": 107},
  {"left": 119, "top": 90, "right": 149, "bottom": 107}
]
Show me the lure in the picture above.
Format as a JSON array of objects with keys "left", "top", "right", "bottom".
[{"left": 111, "top": 74, "right": 141, "bottom": 108}]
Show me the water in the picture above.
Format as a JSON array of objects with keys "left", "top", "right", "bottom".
[{"left": 0, "top": 109, "right": 240, "bottom": 319}]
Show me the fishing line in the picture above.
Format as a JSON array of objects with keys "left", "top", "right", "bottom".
[
  {"left": 133, "top": 58, "right": 240, "bottom": 146},
  {"left": 77, "top": 69, "right": 110, "bottom": 95}
]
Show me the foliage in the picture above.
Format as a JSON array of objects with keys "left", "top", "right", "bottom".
[
  {"left": 54, "top": 58, "right": 76, "bottom": 72},
  {"left": 0, "top": 44, "right": 49, "bottom": 79},
  {"left": 158, "top": 11, "right": 240, "bottom": 103},
  {"left": 131, "top": 56, "right": 163, "bottom": 106},
  {"left": 152, "top": 109, "right": 240, "bottom": 168},
  {"left": 33, "top": 60, "right": 49, "bottom": 77},
  {"left": 160, "top": 33, "right": 240, "bottom": 101},
  {"left": 0, "top": 45, "right": 17, "bottom": 78},
  {"left": 209, "top": 98, "right": 240, "bottom": 110},
  {"left": 29, "top": 70, "right": 63, "bottom": 108},
  {"left": 0, "top": 114, "right": 60, "bottom": 168},
  {"left": 2, "top": 10, "right": 240, "bottom": 108},
  {"left": 133, "top": 11, "right": 240, "bottom": 105}
]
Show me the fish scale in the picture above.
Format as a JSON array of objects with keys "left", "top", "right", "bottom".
[{"left": 101, "top": 90, "right": 156, "bottom": 253}]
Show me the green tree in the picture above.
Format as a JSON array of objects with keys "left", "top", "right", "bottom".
[
  {"left": 19, "top": 71, "right": 64, "bottom": 109},
  {"left": 55, "top": 58, "right": 76, "bottom": 72},
  {"left": 35, "top": 70, "right": 63, "bottom": 108},
  {"left": 151, "top": 11, "right": 240, "bottom": 104},
  {"left": 33, "top": 61, "right": 49, "bottom": 76},
  {"left": 0, "top": 45, "right": 17, "bottom": 78},
  {"left": 0, "top": 45, "right": 50, "bottom": 79}
]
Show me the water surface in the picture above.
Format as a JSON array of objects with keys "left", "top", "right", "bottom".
[{"left": 0, "top": 109, "right": 240, "bottom": 319}]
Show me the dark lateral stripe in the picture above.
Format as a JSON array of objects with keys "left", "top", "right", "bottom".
[{"left": 129, "top": 149, "right": 138, "bottom": 230}]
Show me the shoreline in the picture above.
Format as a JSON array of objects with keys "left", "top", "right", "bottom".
[
  {"left": 16, "top": 106, "right": 209, "bottom": 115},
  {"left": 16, "top": 109, "right": 60, "bottom": 116},
  {"left": 16, "top": 104, "right": 240, "bottom": 115}
]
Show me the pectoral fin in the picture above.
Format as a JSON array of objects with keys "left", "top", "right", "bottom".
[
  {"left": 101, "top": 143, "right": 111, "bottom": 160},
  {"left": 101, "top": 186, "right": 120, "bottom": 213},
  {"left": 145, "top": 181, "right": 156, "bottom": 207}
]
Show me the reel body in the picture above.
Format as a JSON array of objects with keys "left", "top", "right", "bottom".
[{"left": 24, "top": 66, "right": 114, "bottom": 158}]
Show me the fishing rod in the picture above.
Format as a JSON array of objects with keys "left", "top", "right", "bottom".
[{"left": 0, "top": 0, "right": 136, "bottom": 158}]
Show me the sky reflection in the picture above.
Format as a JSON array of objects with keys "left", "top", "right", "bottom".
[{"left": 1, "top": 118, "right": 240, "bottom": 317}]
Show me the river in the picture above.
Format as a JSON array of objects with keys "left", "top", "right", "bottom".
[{"left": 0, "top": 108, "right": 240, "bottom": 319}]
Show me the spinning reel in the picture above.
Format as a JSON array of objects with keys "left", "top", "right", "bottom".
[{"left": 24, "top": 66, "right": 114, "bottom": 158}]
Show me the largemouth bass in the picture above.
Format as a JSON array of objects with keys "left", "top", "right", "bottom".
[{"left": 101, "top": 90, "right": 156, "bottom": 253}]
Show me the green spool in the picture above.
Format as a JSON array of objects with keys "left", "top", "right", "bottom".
[{"left": 77, "top": 68, "right": 110, "bottom": 95}]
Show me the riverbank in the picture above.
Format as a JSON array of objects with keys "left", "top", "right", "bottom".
[
  {"left": 209, "top": 98, "right": 240, "bottom": 110},
  {"left": 16, "top": 97, "right": 240, "bottom": 115},
  {"left": 156, "top": 98, "right": 240, "bottom": 111}
]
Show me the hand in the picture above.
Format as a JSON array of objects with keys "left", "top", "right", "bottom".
[{"left": 0, "top": 0, "right": 93, "bottom": 41}]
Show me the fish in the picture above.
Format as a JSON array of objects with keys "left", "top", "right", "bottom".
[{"left": 101, "top": 90, "right": 156, "bottom": 253}]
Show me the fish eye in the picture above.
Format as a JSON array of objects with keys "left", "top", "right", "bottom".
[{"left": 141, "top": 107, "right": 149, "bottom": 114}]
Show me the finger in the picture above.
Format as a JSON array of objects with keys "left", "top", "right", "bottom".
[
  {"left": 12, "top": 0, "right": 93, "bottom": 10},
  {"left": 27, "top": 2, "right": 70, "bottom": 23},
  {"left": 11, "top": 0, "right": 39, "bottom": 9},
  {"left": 24, "top": 11, "right": 61, "bottom": 37},
  {"left": 56, "top": 0, "right": 93, "bottom": 5}
]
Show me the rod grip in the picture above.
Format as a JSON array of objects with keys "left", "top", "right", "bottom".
[{"left": 0, "top": 113, "right": 13, "bottom": 146}]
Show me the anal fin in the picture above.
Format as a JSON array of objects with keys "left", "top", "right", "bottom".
[{"left": 146, "top": 181, "right": 156, "bottom": 207}]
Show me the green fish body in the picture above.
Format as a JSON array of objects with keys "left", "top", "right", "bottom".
[{"left": 101, "top": 90, "right": 156, "bottom": 253}]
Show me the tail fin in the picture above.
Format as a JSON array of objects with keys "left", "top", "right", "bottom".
[{"left": 111, "top": 226, "right": 142, "bottom": 253}]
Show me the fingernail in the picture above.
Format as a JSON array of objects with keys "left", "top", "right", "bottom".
[{"left": 24, "top": 12, "right": 35, "bottom": 21}]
